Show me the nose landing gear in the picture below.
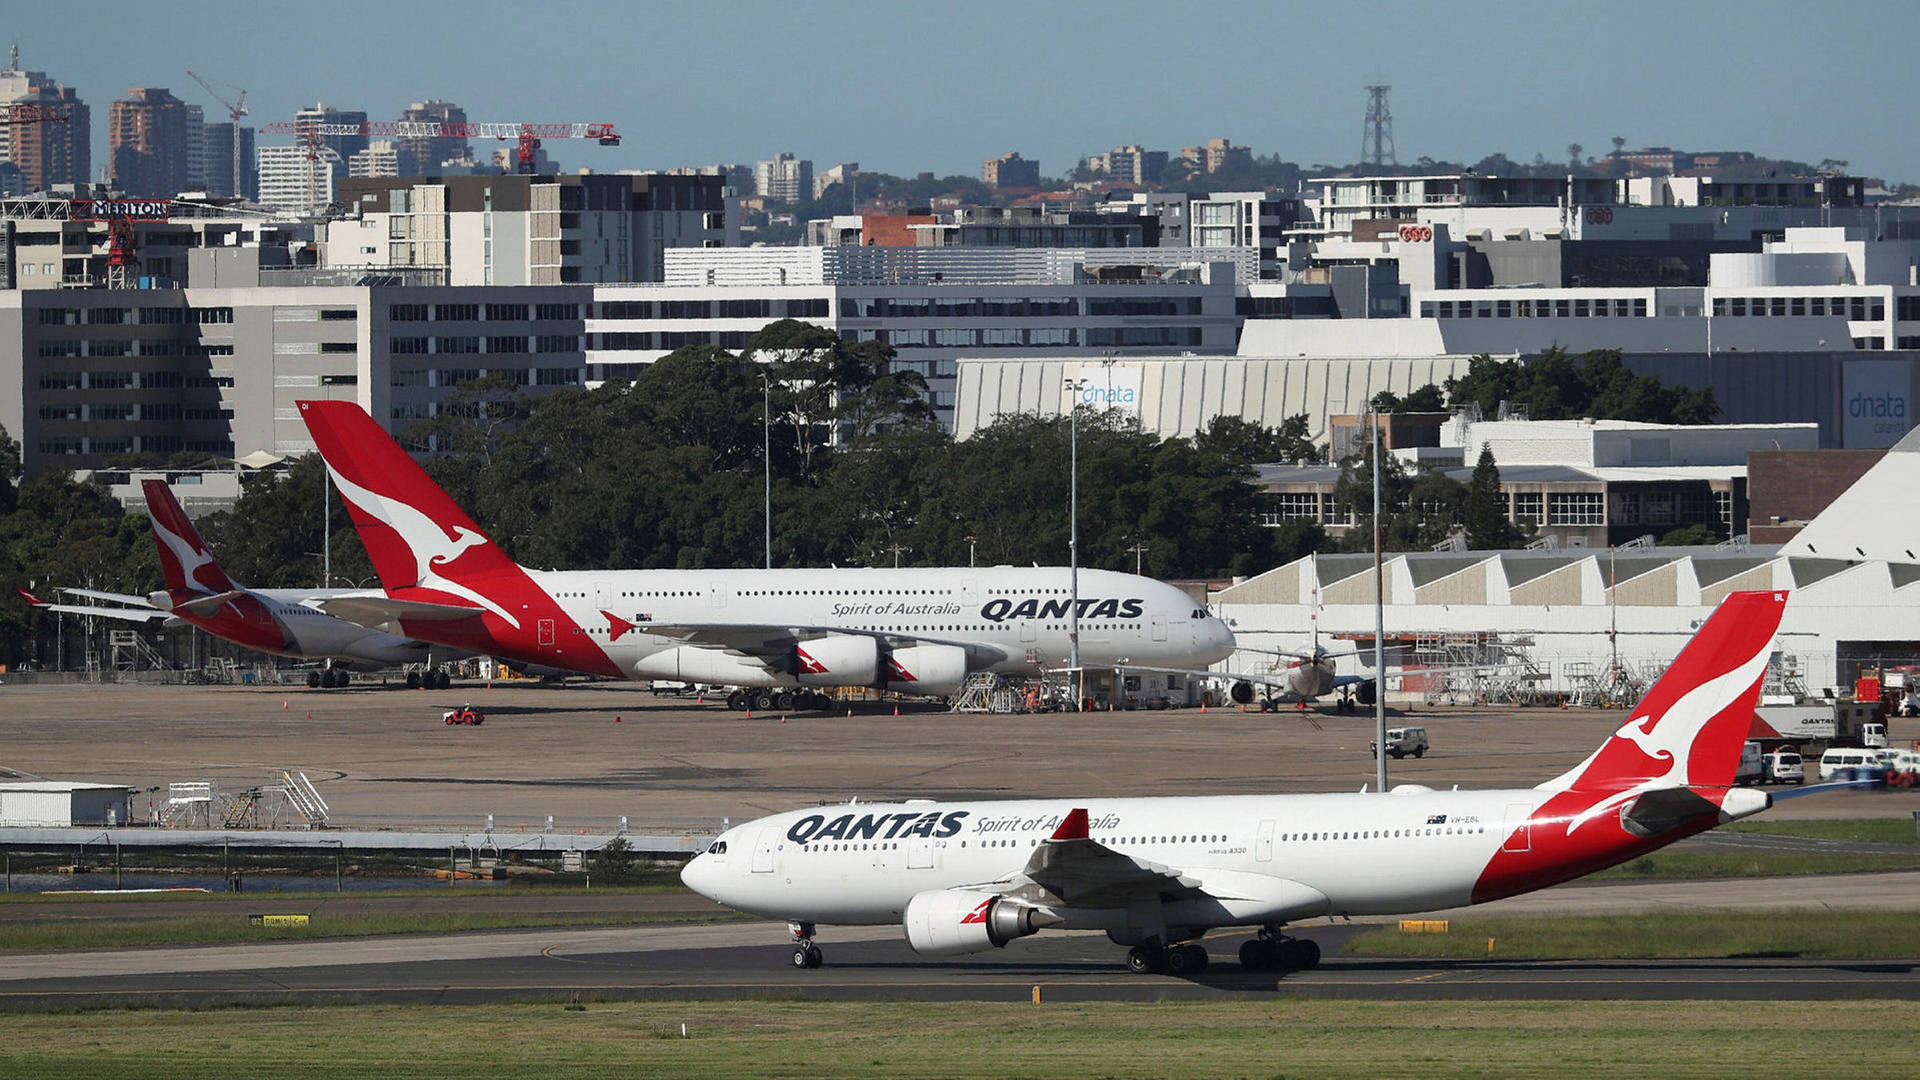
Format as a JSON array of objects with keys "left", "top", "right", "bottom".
[{"left": 788, "top": 921, "right": 822, "bottom": 968}]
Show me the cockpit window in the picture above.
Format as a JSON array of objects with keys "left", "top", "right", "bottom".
[
  {"left": 706, "top": 840, "right": 728, "bottom": 855},
  {"left": 1191, "top": 609, "right": 1207, "bottom": 619}
]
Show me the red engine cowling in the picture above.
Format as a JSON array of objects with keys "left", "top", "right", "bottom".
[
  {"left": 793, "top": 634, "right": 879, "bottom": 687},
  {"left": 903, "top": 889, "right": 1050, "bottom": 956},
  {"left": 883, "top": 644, "right": 968, "bottom": 697}
]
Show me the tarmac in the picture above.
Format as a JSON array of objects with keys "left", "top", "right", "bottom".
[{"left": 2, "top": 679, "right": 1918, "bottom": 1008}]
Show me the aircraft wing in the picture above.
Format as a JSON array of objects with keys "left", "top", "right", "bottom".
[
  {"left": 1014, "top": 811, "right": 1205, "bottom": 908},
  {"left": 635, "top": 620, "right": 1008, "bottom": 666},
  {"left": 58, "top": 586, "right": 154, "bottom": 606},
  {"left": 18, "top": 590, "right": 172, "bottom": 624}
]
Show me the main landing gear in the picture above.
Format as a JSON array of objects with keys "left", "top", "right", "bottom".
[
  {"left": 1125, "top": 937, "right": 1211, "bottom": 976},
  {"left": 728, "top": 689, "right": 836, "bottom": 713},
  {"left": 405, "top": 669, "right": 452, "bottom": 690},
  {"left": 307, "top": 667, "right": 350, "bottom": 689},
  {"left": 788, "top": 921, "right": 823, "bottom": 969},
  {"left": 1236, "top": 926, "right": 1321, "bottom": 972}
]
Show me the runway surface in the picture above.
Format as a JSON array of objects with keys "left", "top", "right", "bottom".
[{"left": 3, "top": 872, "right": 1917, "bottom": 1010}]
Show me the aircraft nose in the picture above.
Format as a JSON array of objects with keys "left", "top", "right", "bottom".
[{"left": 680, "top": 854, "right": 715, "bottom": 898}]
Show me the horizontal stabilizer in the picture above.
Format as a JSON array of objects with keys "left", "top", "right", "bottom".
[
  {"left": 171, "top": 590, "right": 251, "bottom": 618},
  {"left": 313, "top": 592, "right": 489, "bottom": 632},
  {"left": 1620, "top": 786, "right": 1724, "bottom": 837}
]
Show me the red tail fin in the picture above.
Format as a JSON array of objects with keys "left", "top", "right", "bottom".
[
  {"left": 1546, "top": 590, "right": 1788, "bottom": 793},
  {"left": 296, "top": 400, "right": 521, "bottom": 601},
  {"left": 143, "top": 480, "right": 236, "bottom": 595}
]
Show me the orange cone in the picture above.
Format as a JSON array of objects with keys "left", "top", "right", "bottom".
[
  {"left": 282, "top": 700, "right": 288, "bottom": 710},
  {"left": 745, "top": 708, "right": 753, "bottom": 719},
  {"left": 846, "top": 708, "right": 852, "bottom": 718},
  {"left": 780, "top": 715, "right": 788, "bottom": 724},
  {"left": 893, "top": 705, "right": 900, "bottom": 717},
  {"left": 697, "top": 694, "right": 704, "bottom": 705},
  {"left": 305, "top": 712, "right": 312, "bottom": 720},
  {"left": 615, "top": 716, "right": 622, "bottom": 723}
]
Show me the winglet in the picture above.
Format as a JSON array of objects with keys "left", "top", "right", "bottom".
[
  {"left": 17, "top": 588, "right": 45, "bottom": 606},
  {"left": 1050, "top": 808, "right": 1090, "bottom": 841}
]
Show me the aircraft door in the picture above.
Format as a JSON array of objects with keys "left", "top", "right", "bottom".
[
  {"left": 751, "top": 827, "right": 779, "bottom": 873},
  {"left": 710, "top": 579, "right": 728, "bottom": 610},
  {"left": 594, "top": 581, "right": 613, "bottom": 610},
  {"left": 1019, "top": 618, "right": 1037, "bottom": 643},
  {"left": 1151, "top": 614, "right": 1168, "bottom": 642},
  {"left": 1502, "top": 803, "right": 1533, "bottom": 853},
  {"left": 537, "top": 619, "right": 555, "bottom": 646},
  {"left": 1256, "top": 819, "right": 1276, "bottom": 862},
  {"left": 907, "top": 835, "right": 935, "bottom": 869}
]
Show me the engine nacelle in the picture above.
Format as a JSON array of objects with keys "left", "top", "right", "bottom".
[
  {"left": 1230, "top": 680, "right": 1256, "bottom": 705},
  {"left": 793, "top": 634, "right": 879, "bottom": 687},
  {"left": 903, "top": 889, "right": 1050, "bottom": 957},
  {"left": 1355, "top": 679, "right": 1377, "bottom": 706},
  {"left": 883, "top": 644, "right": 968, "bottom": 697},
  {"left": 632, "top": 646, "right": 785, "bottom": 687}
]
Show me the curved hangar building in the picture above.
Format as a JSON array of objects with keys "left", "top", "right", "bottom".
[{"left": 1210, "top": 549, "right": 1920, "bottom": 700}]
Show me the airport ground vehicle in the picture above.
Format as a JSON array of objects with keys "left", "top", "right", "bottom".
[
  {"left": 442, "top": 706, "right": 485, "bottom": 725},
  {"left": 683, "top": 590, "right": 1787, "bottom": 975},
  {"left": 1818, "top": 747, "right": 1888, "bottom": 782},
  {"left": 1881, "top": 749, "right": 1920, "bottom": 787},
  {"left": 1369, "top": 726, "right": 1429, "bottom": 759},
  {"left": 1735, "top": 740, "right": 1764, "bottom": 784},
  {"left": 1762, "top": 748, "right": 1804, "bottom": 784}
]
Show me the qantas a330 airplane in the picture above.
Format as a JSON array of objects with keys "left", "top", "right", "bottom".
[
  {"left": 20, "top": 479, "right": 461, "bottom": 688},
  {"left": 295, "top": 400, "right": 1234, "bottom": 703},
  {"left": 682, "top": 590, "right": 1789, "bottom": 975}
]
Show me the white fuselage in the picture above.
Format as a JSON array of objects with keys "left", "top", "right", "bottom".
[
  {"left": 683, "top": 788, "right": 1543, "bottom": 931},
  {"left": 246, "top": 588, "right": 444, "bottom": 667},
  {"left": 522, "top": 565, "right": 1232, "bottom": 688}
]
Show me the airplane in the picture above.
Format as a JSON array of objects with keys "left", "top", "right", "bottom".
[
  {"left": 20, "top": 478, "right": 464, "bottom": 689},
  {"left": 293, "top": 399, "right": 1235, "bottom": 707},
  {"left": 681, "top": 589, "right": 1787, "bottom": 974}
]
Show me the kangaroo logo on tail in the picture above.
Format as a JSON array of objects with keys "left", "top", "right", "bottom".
[
  {"left": 143, "top": 480, "right": 233, "bottom": 595},
  {"left": 323, "top": 464, "right": 522, "bottom": 630}
]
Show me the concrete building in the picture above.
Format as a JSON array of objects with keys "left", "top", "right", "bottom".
[
  {"left": 813, "top": 162, "right": 856, "bottom": 200},
  {"left": 1, "top": 193, "right": 315, "bottom": 290},
  {"left": 982, "top": 152, "right": 1040, "bottom": 189},
  {"left": 0, "top": 280, "right": 590, "bottom": 474},
  {"left": 0, "top": 49, "right": 89, "bottom": 192},
  {"left": 292, "top": 102, "right": 368, "bottom": 182},
  {"left": 1182, "top": 138, "right": 1252, "bottom": 175},
  {"left": 755, "top": 152, "right": 812, "bottom": 203},
  {"left": 348, "top": 141, "right": 400, "bottom": 178},
  {"left": 257, "top": 144, "right": 334, "bottom": 216},
  {"left": 395, "top": 100, "right": 470, "bottom": 176},
  {"left": 1089, "top": 145, "right": 1167, "bottom": 185},
  {"left": 326, "top": 173, "right": 725, "bottom": 286},
  {"left": 183, "top": 103, "right": 207, "bottom": 192},
  {"left": 108, "top": 88, "right": 193, "bottom": 198},
  {"left": 200, "top": 122, "right": 256, "bottom": 199}
]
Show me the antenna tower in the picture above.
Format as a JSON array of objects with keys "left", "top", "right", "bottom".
[{"left": 1362, "top": 85, "right": 1397, "bottom": 168}]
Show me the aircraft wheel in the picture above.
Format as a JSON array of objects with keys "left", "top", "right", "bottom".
[
  {"left": 775, "top": 691, "right": 795, "bottom": 712},
  {"left": 1240, "top": 939, "right": 1278, "bottom": 971},
  {"left": 750, "top": 690, "right": 776, "bottom": 712},
  {"left": 791, "top": 947, "right": 811, "bottom": 968},
  {"left": 1168, "top": 943, "right": 1207, "bottom": 974},
  {"left": 1125, "top": 945, "right": 1164, "bottom": 975},
  {"left": 805, "top": 945, "right": 823, "bottom": 968},
  {"left": 1288, "top": 939, "right": 1320, "bottom": 970},
  {"left": 726, "top": 690, "right": 747, "bottom": 711},
  {"left": 437, "top": 671, "right": 453, "bottom": 690},
  {"left": 306, "top": 671, "right": 321, "bottom": 688},
  {"left": 406, "top": 671, "right": 421, "bottom": 689}
]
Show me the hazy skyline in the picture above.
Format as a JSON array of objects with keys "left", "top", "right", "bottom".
[{"left": 10, "top": 0, "right": 1919, "bottom": 187}]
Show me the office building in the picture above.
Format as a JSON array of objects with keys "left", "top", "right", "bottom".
[
  {"left": 395, "top": 100, "right": 469, "bottom": 176},
  {"left": 257, "top": 144, "right": 334, "bottom": 216},
  {"left": 349, "top": 141, "right": 400, "bottom": 178},
  {"left": 108, "top": 88, "right": 192, "bottom": 197},
  {"left": 755, "top": 153, "right": 812, "bottom": 203},
  {"left": 0, "top": 49, "right": 89, "bottom": 193}
]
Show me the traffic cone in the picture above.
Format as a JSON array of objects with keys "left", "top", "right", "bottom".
[
  {"left": 282, "top": 700, "right": 288, "bottom": 710},
  {"left": 846, "top": 708, "right": 852, "bottom": 718},
  {"left": 780, "top": 715, "right": 787, "bottom": 724},
  {"left": 745, "top": 708, "right": 753, "bottom": 719},
  {"left": 697, "top": 694, "right": 704, "bottom": 705},
  {"left": 615, "top": 716, "right": 622, "bottom": 723},
  {"left": 305, "top": 711, "right": 311, "bottom": 720},
  {"left": 893, "top": 705, "right": 900, "bottom": 717}
]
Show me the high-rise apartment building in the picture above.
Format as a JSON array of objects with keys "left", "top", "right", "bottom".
[
  {"left": 1090, "top": 145, "right": 1167, "bottom": 185},
  {"left": 202, "top": 122, "right": 256, "bottom": 199},
  {"left": 1182, "top": 138, "right": 1252, "bottom": 175},
  {"left": 293, "top": 102, "right": 369, "bottom": 181},
  {"left": 109, "top": 87, "right": 192, "bottom": 197},
  {"left": 396, "top": 100, "right": 470, "bottom": 175},
  {"left": 257, "top": 143, "right": 334, "bottom": 215},
  {"left": 982, "top": 152, "right": 1040, "bottom": 189},
  {"left": 350, "top": 141, "right": 400, "bottom": 178},
  {"left": 755, "top": 152, "right": 812, "bottom": 203},
  {"left": 183, "top": 103, "right": 208, "bottom": 190},
  {"left": 0, "top": 48, "right": 90, "bottom": 192}
]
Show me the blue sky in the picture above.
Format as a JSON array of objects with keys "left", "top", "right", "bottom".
[{"left": 12, "top": 0, "right": 1919, "bottom": 185}]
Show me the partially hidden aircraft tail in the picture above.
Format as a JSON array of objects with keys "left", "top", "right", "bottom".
[{"left": 143, "top": 479, "right": 237, "bottom": 597}]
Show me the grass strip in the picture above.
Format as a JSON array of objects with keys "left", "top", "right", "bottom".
[
  {"left": 1587, "top": 849, "right": 1920, "bottom": 880},
  {"left": 1724, "top": 817, "right": 1920, "bottom": 844},
  {"left": 0, "top": 909, "right": 748, "bottom": 952},
  {"left": 0, "top": 1000, "right": 1910, "bottom": 1079},
  {"left": 1345, "top": 910, "right": 1920, "bottom": 959}
]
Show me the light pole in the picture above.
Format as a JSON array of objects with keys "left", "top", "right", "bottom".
[
  {"left": 762, "top": 372, "right": 772, "bottom": 570},
  {"left": 1063, "top": 376, "right": 1087, "bottom": 709},
  {"left": 965, "top": 535, "right": 977, "bottom": 568},
  {"left": 1370, "top": 406, "right": 1387, "bottom": 795}
]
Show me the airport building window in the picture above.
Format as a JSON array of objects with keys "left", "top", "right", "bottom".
[
  {"left": 391, "top": 303, "right": 430, "bottom": 322},
  {"left": 1511, "top": 492, "right": 1543, "bottom": 527},
  {"left": 1547, "top": 492, "right": 1604, "bottom": 526}
]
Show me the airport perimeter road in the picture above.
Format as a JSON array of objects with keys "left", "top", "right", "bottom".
[
  {"left": 3, "top": 683, "right": 1917, "bottom": 831},
  {"left": 1, "top": 873, "right": 1917, "bottom": 1009}
]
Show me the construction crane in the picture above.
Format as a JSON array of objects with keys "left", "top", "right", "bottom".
[
  {"left": 260, "top": 117, "right": 620, "bottom": 175},
  {"left": 185, "top": 70, "right": 248, "bottom": 198}
]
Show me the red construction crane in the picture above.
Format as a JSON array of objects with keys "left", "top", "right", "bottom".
[
  {"left": 261, "top": 117, "right": 620, "bottom": 175},
  {"left": 186, "top": 70, "right": 248, "bottom": 197}
]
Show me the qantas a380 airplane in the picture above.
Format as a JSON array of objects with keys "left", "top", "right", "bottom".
[
  {"left": 683, "top": 590, "right": 1789, "bottom": 975},
  {"left": 22, "top": 480, "right": 461, "bottom": 688},
  {"left": 296, "top": 400, "right": 1233, "bottom": 702}
]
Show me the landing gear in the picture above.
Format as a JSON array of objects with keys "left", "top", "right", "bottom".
[
  {"left": 406, "top": 671, "right": 421, "bottom": 689},
  {"left": 788, "top": 921, "right": 822, "bottom": 968},
  {"left": 311, "top": 667, "right": 348, "bottom": 689},
  {"left": 726, "top": 689, "right": 747, "bottom": 711},
  {"left": 1238, "top": 927, "right": 1320, "bottom": 972},
  {"left": 750, "top": 689, "right": 776, "bottom": 712},
  {"left": 1125, "top": 939, "right": 1209, "bottom": 975}
]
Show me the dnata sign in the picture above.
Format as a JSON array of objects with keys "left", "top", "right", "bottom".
[
  {"left": 1064, "top": 365, "right": 1144, "bottom": 416},
  {"left": 1842, "top": 361, "right": 1914, "bottom": 449}
]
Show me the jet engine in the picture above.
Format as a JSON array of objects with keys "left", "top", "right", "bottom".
[
  {"left": 792, "top": 634, "right": 879, "bottom": 687},
  {"left": 1230, "top": 680, "right": 1256, "bottom": 705},
  {"left": 882, "top": 644, "right": 968, "bottom": 696},
  {"left": 903, "top": 889, "right": 1054, "bottom": 956},
  {"left": 1355, "top": 679, "right": 1377, "bottom": 706}
]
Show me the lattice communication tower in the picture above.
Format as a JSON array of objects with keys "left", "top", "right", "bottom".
[{"left": 1361, "top": 85, "right": 1397, "bottom": 168}]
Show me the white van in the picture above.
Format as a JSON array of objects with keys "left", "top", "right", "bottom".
[
  {"left": 1735, "top": 741, "right": 1764, "bottom": 785},
  {"left": 1762, "top": 749, "right": 1804, "bottom": 785},
  {"left": 1818, "top": 747, "right": 1889, "bottom": 782}
]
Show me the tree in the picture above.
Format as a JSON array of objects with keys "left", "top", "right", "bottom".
[
  {"left": 1464, "top": 446, "right": 1523, "bottom": 549},
  {"left": 1567, "top": 143, "right": 1584, "bottom": 168},
  {"left": 1191, "top": 414, "right": 1318, "bottom": 464},
  {"left": 0, "top": 423, "right": 20, "bottom": 517},
  {"left": 1658, "top": 524, "right": 1721, "bottom": 547},
  {"left": 1443, "top": 348, "right": 1717, "bottom": 424}
]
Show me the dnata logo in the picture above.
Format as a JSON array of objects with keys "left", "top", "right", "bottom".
[
  {"left": 1848, "top": 391, "right": 1908, "bottom": 421},
  {"left": 1079, "top": 384, "right": 1136, "bottom": 406}
]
